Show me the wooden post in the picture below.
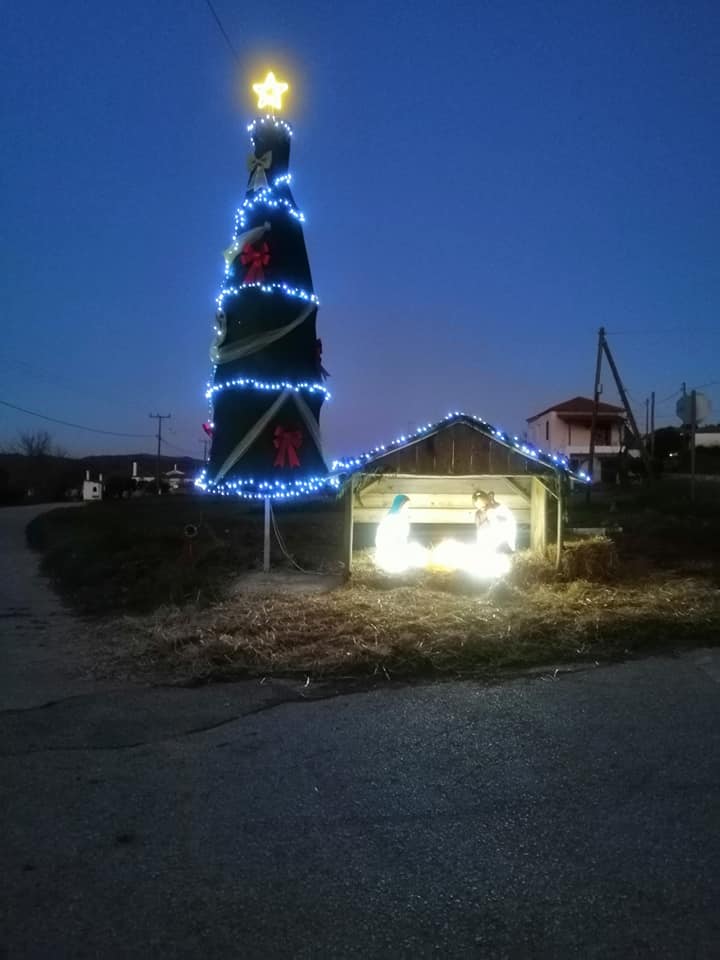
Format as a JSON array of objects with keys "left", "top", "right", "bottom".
[
  {"left": 555, "top": 476, "right": 564, "bottom": 570},
  {"left": 690, "top": 389, "right": 697, "bottom": 504},
  {"left": 342, "top": 475, "right": 355, "bottom": 579},
  {"left": 530, "top": 477, "right": 547, "bottom": 554},
  {"left": 601, "top": 334, "right": 653, "bottom": 480},
  {"left": 263, "top": 496, "right": 271, "bottom": 573}
]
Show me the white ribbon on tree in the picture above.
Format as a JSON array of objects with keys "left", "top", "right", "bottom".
[
  {"left": 248, "top": 151, "right": 272, "bottom": 192},
  {"left": 211, "top": 388, "right": 327, "bottom": 483},
  {"left": 293, "top": 391, "right": 327, "bottom": 470},
  {"left": 210, "top": 303, "right": 314, "bottom": 365},
  {"left": 213, "top": 389, "right": 291, "bottom": 483},
  {"left": 223, "top": 221, "right": 271, "bottom": 271}
]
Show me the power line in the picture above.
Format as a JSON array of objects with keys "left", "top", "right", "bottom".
[
  {"left": 605, "top": 327, "right": 720, "bottom": 337},
  {"left": 163, "top": 438, "right": 203, "bottom": 459},
  {"left": 203, "top": 0, "right": 240, "bottom": 62},
  {"left": 0, "top": 399, "right": 153, "bottom": 438}
]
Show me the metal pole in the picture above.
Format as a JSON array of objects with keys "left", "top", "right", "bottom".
[
  {"left": 586, "top": 327, "right": 604, "bottom": 502},
  {"left": 645, "top": 397, "right": 649, "bottom": 439},
  {"left": 263, "top": 496, "right": 271, "bottom": 572},
  {"left": 690, "top": 390, "right": 697, "bottom": 504}
]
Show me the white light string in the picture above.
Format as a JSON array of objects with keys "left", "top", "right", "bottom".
[{"left": 331, "top": 411, "right": 590, "bottom": 482}]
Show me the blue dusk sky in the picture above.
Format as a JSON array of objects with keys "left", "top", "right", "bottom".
[{"left": 2, "top": 0, "right": 719, "bottom": 460}]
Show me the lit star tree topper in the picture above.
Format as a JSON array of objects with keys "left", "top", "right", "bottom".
[{"left": 252, "top": 71, "right": 289, "bottom": 112}]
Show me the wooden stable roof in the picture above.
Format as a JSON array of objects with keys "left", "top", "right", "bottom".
[{"left": 332, "top": 412, "right": 588, "bottom": 481}]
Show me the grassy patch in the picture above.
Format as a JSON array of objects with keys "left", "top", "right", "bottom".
[
  {"left": 94, "top": 554, "right": 720, "bottom": 684},
  {"left": 27, "top": 488, "right": 720, "bottom": 683},
  {"left": 26, "top": 497, "right": 344, "bottom": 614}
]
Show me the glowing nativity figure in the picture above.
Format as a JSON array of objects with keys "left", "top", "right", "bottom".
[
  {"left": 430, "top": 490, "right": 516, "bottom": 580},
  {"left": 473, "top": 490, "right": 517, "bottom": 554},
  {"left": 374, "top": 495, "right": 428, "bottom": 574}
]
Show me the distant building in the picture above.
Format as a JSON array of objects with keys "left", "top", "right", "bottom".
[
  {"left": 131, "top": 461, "right": 155, "bottom": 488},
  {"left": 527, "top": 396, "right": 626, "bottom": 482},
  {"left": 129, "top": 460, "right": 192, "bottom": 494},
  {"left": 82, "top": 470, "right": 103, "bottom": 501},
  {"left": 165, "top": 464, "right": 186, "bottom": 492},
  {"left": 696, "top": 427, "right": 720, "bottom": 448}
]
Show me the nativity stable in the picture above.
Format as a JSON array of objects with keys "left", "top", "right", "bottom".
[{"left": 334, "top": 412, "right": 585, "bottom": 574}]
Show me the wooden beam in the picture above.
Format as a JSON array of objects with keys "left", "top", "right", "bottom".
[
  {"left": 530, "top": 477, "right": 547, "bottom": 554},
  {"left": 353, "top": 507, "right": 531, "bottom": 525},
  {"left": 533, "top": 475, "right": 560, "bottom": 500},
  {"left": 342, "top": 476, "right": 355, "bottom": 579},
  {"left": 555, "top": 477, "right": 564, "bottom": 569},
  {"left": 504, "top": 476, "right": 532, "bottom": 502}
]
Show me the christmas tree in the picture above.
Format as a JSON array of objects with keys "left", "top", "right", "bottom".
[{"left": 199, "top": 72, "right": 332, "bottom": 500}]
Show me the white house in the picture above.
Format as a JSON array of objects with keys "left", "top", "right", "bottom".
[
  {"left": 527, "top": 396, "right": 626, "bottom": 482},
  {"left": 82, "top": 470, "right": 103, "bottom": 501},
  {"left": 696, "top": 429, "right": 720, "bottom": 448},
  {"left": 165, "top": 464, "right": 186, "bottom": 492}
]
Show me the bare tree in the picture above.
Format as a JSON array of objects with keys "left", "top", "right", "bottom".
[{"left": 14, "top": 430, "right": 54, "bottom": 457}]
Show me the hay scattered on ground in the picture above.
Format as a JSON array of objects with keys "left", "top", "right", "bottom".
[{"left": 91, "top": 548, "right": 720, "bottom": 684}]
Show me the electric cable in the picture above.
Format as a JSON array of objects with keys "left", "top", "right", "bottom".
[
  {"left": 0, "top": 399, "right": 154, "bottom": 438},
  {"left": 162, "top": 438, "right": 203, "bottom": 458},
  {"left": 269, "top": 502, "right": 325, "bottom": 575},
  {"left": 203, "top": 0, "right": 240, "bottom": 62}
]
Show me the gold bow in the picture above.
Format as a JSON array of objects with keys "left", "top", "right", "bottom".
[{"left": 247, "top": 151, "right": 272, "bottom": 191}]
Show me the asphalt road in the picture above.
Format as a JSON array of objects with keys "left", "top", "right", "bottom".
[{"left": 2, "top": 505, "right": 720, "bottom": 958}]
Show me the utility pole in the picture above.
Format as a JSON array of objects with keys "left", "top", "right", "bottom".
[
  {"left": 586, "top": 327, "right": 605, "bottom": 502},
  {"left": 600, "top": 333, "right": 653, "bottom": 481},
  {"left": 650, "top": 391, "right": 655, "bottom": 459},
  {"left": 149, "top": 413, "right": 171, "bottom": 492}
]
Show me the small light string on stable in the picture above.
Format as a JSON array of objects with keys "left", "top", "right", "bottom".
[
  {"left": 330, "top": 411, "right": 590, "bottom": 482},
  {"left": 206, "top": 377, "right": 331, "bottom": 402}
]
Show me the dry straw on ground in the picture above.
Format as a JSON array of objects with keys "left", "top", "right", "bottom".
[{"left": 92, "top": 544, "right": 720, "bottom": 684}]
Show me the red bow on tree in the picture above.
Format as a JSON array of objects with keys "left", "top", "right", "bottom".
[
  {"left": 241, "top": 241, "right": 270, "bottom": 283},
  {"left": 273, "top": 426, "right": 303, "bottom": 468},
  {"left": 201, "top": 422, "right": 214, "bottom": 437}
]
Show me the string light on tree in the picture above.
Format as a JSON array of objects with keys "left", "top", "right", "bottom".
[{"left": 206, "top": 377, "right": 331, "bottom": 401}]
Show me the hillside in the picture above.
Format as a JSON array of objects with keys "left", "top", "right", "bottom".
[{"left": 0, "top": 452, "right": 203, "bottom": 504}]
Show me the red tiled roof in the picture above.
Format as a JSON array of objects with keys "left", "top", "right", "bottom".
[{"left": 527, "top": 396, "right": 625, "bottom": 421}]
